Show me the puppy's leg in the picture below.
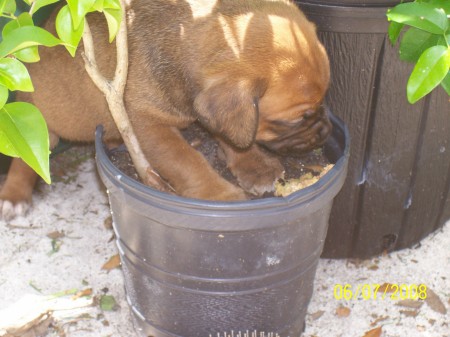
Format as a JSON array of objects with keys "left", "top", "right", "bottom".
[
  {"left": 139, "top": 125, "right": 247, "bottom": 201},
  {"left": 0, "top": 159, "right": 38, "bottom": 220},
  {"left": 219, "top": 141, "right": 285, "bottom": 196},
  {"left": 0, "top": 131, "right": 59, "bottom": 220}
]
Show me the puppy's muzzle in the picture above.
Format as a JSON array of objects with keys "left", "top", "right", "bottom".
[{"left": 258, "top": 106, "right": 332, "bottom": 156}]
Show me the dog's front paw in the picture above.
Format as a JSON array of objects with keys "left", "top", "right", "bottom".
[
  {"left": 233, "top": 155, "right": 284, "bottom": 195},
  {"left": 0, "top": 199, "right": 30, "bottom": 221},
  {"left": 222, "top": 144, "right": 285, "bottom": 196},
  {"left": 0, "top": 185, "right": 32, "bottom": 221},
  {"left": 182, "top": 178, "right": 248, "bottom": 202}
]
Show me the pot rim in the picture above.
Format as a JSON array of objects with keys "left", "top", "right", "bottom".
[{"left": 95, "top": 112, "right": 350, "bottom": 213}]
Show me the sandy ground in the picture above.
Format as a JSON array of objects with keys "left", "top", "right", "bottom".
[{"left": 0, "top": 146, "right": 449, "bottom": 337}]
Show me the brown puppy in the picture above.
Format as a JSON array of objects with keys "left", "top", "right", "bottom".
[{"left": 0, "top": 0, "right": 330, "bottom": 220}]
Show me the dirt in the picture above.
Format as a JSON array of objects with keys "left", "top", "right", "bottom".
[{"left": 108, "top": 123, "right": 332, "bottom": 199}]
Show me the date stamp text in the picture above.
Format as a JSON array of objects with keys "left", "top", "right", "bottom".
[{"left": 333, "top": 283, "right": 427, "bottom": 300}]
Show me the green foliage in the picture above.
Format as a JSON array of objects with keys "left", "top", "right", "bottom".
[
  {"left": 56, "top": 4, "right": 84, "bottom": 56},
  {"left": 0, "top": 102, "right": 51, "bottom": 183},
  {"left": 0, "top": 0, "right": 123, "bottom": 184},
  {"left": 387, "top": 0, "right": 450, "bottom": 104}
]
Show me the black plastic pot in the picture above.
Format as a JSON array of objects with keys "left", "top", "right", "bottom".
[
  {"left": 95, "top": 113, "right": 349, "bottom": 337},
  {"left": 296, "top": 1, "right": 450, "bottom": 258}
]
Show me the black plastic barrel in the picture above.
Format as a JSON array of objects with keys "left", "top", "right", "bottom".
[
  {"left": 295, "top": 1, "right": 450, "bottom": 258},
  {"left": 95, "top": 113, "right": 349, "bottom": 337}
]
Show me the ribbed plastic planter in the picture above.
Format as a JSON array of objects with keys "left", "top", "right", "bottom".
[
  {"left": 296, "top": 0, "right": 450, "bottom": 258},
  {"left": 95, "top": 113, "right": 349, "bottom": 337}
]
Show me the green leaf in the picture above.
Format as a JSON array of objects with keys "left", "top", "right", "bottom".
[
  {"left": 407, "top": 45, "right": 450, "bottom": 103},
  {"left": 0, "top": 102, "right": 51, "bottom": 183},
  {"left": 2, "top": 13, "right": 41, "bottom": 63},
  {"left": 0, "top": 26, "right": 60, "bottom": 59},
  {"left": 0, "top": 84, "right": 8, "bottom": 108},
  {"left": 441, "top": 72, "right": 450, "bottom": 96},
  {"left": 67, "top": 0, "right": 96, "bottom": 29},
  {"left": 0, "top": 129, "right": 17, "bottom": 157},
  {"left": 2, "top": 13, "right": 34, "bottom": 38},
  {"left": 99, "top": 295, "right": 117, "bottom": 311},
  {"left": 428, "top": 0, "right": 450, "bottom": 15},
  {"left": 91, "top": 0, "right": 104, "bottom": 11},
  {"left": 387, "top": 2, "right": 448, "bottom": 35},
  {"left": 14, "top": 47, "right": 41, "bottom": 63},
  {"left": 30, "top": 0, "right": 60, "bottom": 15},
  {"left": 104, "top": 8, "right": 121, "bottom": 42},
  {"left": 388, "top": 21, "right": 404, "bottom": 45},
  {"left": 103, "top": 0, "right": 120, "bottom": 10},
  {"left": 0, "top": 58, "right": 33, "bottom": 92},
  {"left": 56, "top": 5, "right": 84, "bottom": 57},
  {"left": 399, "top": 27, "right": 444, "bottom": 62},
  {"left": 0, "top": 0, "right": 16, "bottom": 15}
]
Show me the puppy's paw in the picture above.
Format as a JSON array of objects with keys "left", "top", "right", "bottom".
[
  {"left": 183, "top": 179, "right": 248, "bottom": 201},
  {"left": 0, "top": 199, "right": 30, "bottom": 221},
  {"left": 211, "top": 183, "right": 248, "bottom": 201},
  {"left": 0, "top": 185, "right": 32, "bottom": 221},
  {"left": 223, "top": 145, "right": 285, "bottom": 196},
  {"left": 234, "top": 155, "right": 284, "bottom": 195}
]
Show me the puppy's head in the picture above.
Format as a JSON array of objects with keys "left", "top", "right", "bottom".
[
  {"left": 193, "top": 1, "right": 331, "bottom": 155},
  {"left": 255, "top": 47, "right": 331, "bottom": 156}
]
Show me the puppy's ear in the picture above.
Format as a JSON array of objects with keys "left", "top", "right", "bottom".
[{"left": 194, "top": 78, "right": 267, "bottom": 149}]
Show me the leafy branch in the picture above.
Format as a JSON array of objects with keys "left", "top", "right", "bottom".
[
  {"left": 387, "top": 0, "right": 450, "bottom": 104},
  {"left": 0, "top": 0, "right": 171, "bottom": 192}
]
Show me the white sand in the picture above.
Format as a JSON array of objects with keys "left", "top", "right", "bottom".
[{"left": 1, "top": 153, "right": 449, "bottom": 337}]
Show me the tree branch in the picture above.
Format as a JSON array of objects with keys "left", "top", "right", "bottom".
[{"left": 81, "top": 2, "right": 174, "bottom": 193}]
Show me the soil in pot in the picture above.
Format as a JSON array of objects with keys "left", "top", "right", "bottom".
[{"left": 108, "top": 122, "right": 332, "bottom": 199}]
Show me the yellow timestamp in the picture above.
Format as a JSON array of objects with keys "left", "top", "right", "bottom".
[{"left": 333, "top": 283, "right": 427, "bottom": 300}]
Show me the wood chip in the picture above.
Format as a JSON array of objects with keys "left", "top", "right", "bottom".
[{"left": 0, "top": 293, "right": 93, "bottom": 337}]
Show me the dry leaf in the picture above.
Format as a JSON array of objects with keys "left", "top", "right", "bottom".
[
  {"left": 370, "top": 316, "right": 388, "bottom": 327},
  {"left": 417, "top": 325, "right": 426, "bottom": 332},
  {"left": 400, "top": 309, "right": 419, "bottom": 317},
  {"left": 425, "top": 288, "right": 447, "bottom": 315},
  {"left": 310, "top": 310, "right": 325, "bottom": 320},
  {"left": 378, "top": 283, "right": 396, "bottom": 293},
  {"left": 72, "top": 288, "right": 93, "bottom": 300},
  {"left": 336, "top": 305, "right": 351, "bottom": 317},
  {"left": 103, "top": 216, "right": 113, "bottom": 230},
  {"left": 396, "top": 299, "right": 423, "bottom": 309},
  {"left": 362, "top": 326, "right": 382, "bottom": 337},
  {"left": 46, "top": 230, "right": 65, "bottom": 240},
  {"left": 101, "top": 254, "right": 121, "bottom": 271}
]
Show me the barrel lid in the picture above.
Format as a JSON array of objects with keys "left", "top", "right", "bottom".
[{"left": 295, "top": 1, "right": 404, "bottom": 33}]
